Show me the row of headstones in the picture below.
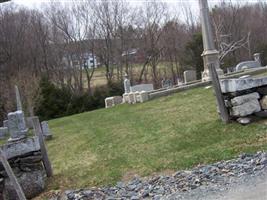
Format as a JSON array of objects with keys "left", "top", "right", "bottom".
[
  {"left": 105, "top": 72, "right": 197, "bottom": 109},
  {"left": 0, "top": 111, "right": 52, "bottom": 141}
]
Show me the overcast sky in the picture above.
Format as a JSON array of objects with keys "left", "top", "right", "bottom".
[{"left": 6, "top": 0, "right": 264, "bottom": 20}]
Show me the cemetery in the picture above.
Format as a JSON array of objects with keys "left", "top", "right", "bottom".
[{"left": 0, "top": 0, "right": 267, "bottom": 199}]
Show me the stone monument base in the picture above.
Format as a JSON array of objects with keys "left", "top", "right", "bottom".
[{"left": 202, "top": 68, "right": 224, "bottom": 82}]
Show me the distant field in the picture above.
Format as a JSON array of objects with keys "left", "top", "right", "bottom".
[
  {"left": 44, "top": 87, "right": 267, "bottom": 191},
  {"left": 87, "top": 62, "right": 185, "bottom": 87}
]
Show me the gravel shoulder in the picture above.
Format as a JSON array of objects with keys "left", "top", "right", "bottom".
[
  {"left": 52, "top": 151, "right": 267, "bottom": 200},
  {"left": 164, "top": 167, "right": 267, "bottom": 200}
]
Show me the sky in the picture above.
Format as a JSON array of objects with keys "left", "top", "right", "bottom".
[{"left": 5, "top": 0, "right": 264, "bottom": 20}]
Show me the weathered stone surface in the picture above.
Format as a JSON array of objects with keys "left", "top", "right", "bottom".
[
  {"left": 130, "top": 84, "right": 154, "bottom": 92},
  {"left": 54, "top": 152, "right": 267, "bottom": 200},
  {"left": 113, "top": 96, "right": 123, "bottom": 105},
  {"left": 15, "top": 85, "right": 23, "bottom": 111},
  {"left": 123, "top": 93, "right": 129, "bottom": 103},
  {"left": 235, "top": 60, "right": 261, "bottom": 71},
  {"left": 230, "top": 99, "right": 261, "bottom": 117},
  {"left": 128, "top": 92, "right": 136, "bottom": 104},
  {"left": 3, "top": 169, "right": 46, "bottom": 199},
  {"left": 41, "top": 121, "right": 53, "bottom": 140},
  {"left": 0, "top": 127, "right": 8, "bottom": 139},
  {"left": 134, "top": 92, "right": 141, "bottom": 103},
  {"left": 124, "top": 76, "right": 131, "bottom": 93},
  {"left": 260, "top": 95, "right": 267, "bottom": 110},
  {"left": 237, "top": 117, "right": 251, "bottom": 125},
  {"left": 231, "top": 92, "right": 260, "bottom": 106},
  {"left": 184, "top": 70, "right": 197, "bottom": 84},
  {"left": 105, "top": 97, "right": 114, "bottom": 108},
  {"left": 140, "top": 91, "right": 149, "bottom": 103},
  {"left": 7, "top": 110, "right": 28, "bottom": 141},
  {"left": 220, "top": 77, "right": 267, "bottom": 93},
  {"left": 1, "top": 137, "right": 40, "bottom": 160}
]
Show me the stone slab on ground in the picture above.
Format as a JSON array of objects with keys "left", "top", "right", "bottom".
[
  {"left": 231, "top": 92, "right": 260, "bottom": 106},
  {"left": 0, "top": 137, "right": 40, "bottom": 160},
  {"left": 230, "top": 99, "right": 261, "bottom": 117},
  {"left": 220, "top": 77, "right": 267, "bottom": 93}
]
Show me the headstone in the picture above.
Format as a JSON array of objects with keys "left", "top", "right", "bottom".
[
  {"left": 254, "top": 53, "right": 261, "bottom": 65},
  {"left": 134, "top": 92, "right": 140, "bottom": 103},
  {"left": 113, "top": 96, "right": 123, "bottom": 105},
  {"left": 3, "top": 120, "right": 8, "bottom": 128},
  {"left": 105, "top": 97, "right": 114, "bottom": 108},
  {"left": 128, "top": 92, "right": 136, "bottom": 104},
  {"left": 260, "top": 95, "right": 267, "bottom": 110},
  {"left": 41, "top": 121, "right": 52, "bottom": 140},
  {"left": 0, "top": 127, "right": 8, "bottom": 139},
  {"left": 235, "top": 61, "right": 261, "bottom": 71},
  {"left": 184, "top": 70, "right": 197, "bottom": 84},
  {"left": 123, "top": 93, "right": 129, "bottom": 103},
  {"left": 7, "top": 111, "right": 27, "bottom": 141},
  {"left": 130, "top": 84, "right": 154, "bottom": 92},
  {"left": 15, "top": 85, "right": 23, "bottom": 111},
  {"left": 123, "top": 74, "right": 131, "bottom": 94},
  {"left": 140, "top": 91, "right": 149, "bottom": 103},
  {"left": 162, "top": 79, "right": 173, "bottom": 88}
]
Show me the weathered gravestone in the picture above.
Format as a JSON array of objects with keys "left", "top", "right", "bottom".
[
  {"left": 130, "top": 84, "right": 154, "bottom": 92},
  {"left": 41, "top": 121, "right": 53, "bottom": 140},
  {"left": 184, "top": 70, "right": 197, "bottom": 84},
  {"left": 235, "top": 53, "right": 262, "bottom": 71},
  {"left": 0, "top": 127, "right": 8, "bottom": 139},
  {"left": 161, "top": 79, "right": 173, "bottom": 88},
  {"left": 123, "top": 74, "right": 131, "bottom": 94},
  {"left": 7, "top": 111, "right": 28, "bottom": 142}
]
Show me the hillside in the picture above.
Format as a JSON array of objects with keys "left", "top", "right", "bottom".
[{"left": 46, "top": 87, "right": 267, "bottom": 190}]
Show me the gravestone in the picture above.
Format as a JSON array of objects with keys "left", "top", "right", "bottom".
[
  {"left": 128, "top": 92, "right": 136, "bottom": 104},
  {"left": 26, "top": 117, "right": 34, "bottom": 129},
  {"left": 7, "top": 111, "right": 28, "bottom": 141},
  {"left": 105, "top": 97, "right": 114, "bottom": 108},
  {"left": 140, "top": 91, "right": 149, "bottom": 103},
  {"left": 235, "top": 53, "right": 262, "bottom": 72},
  {"left": 113, "top": 96, "right": 123, "bottom": 105},
  {"left": 15, "top": 85, "right": 23, "bottom": 111},
  {"left": 184, "top": 70, "right": 197, "bottom": 84},
  {"left": 123, "top": 74, "right": 131, "bottom": 94},
  {"left": 41, "top": 121, "right": 52, "bottom": 140},
  {"left": 130, "top": 84, "right": 154, "bottom": 92},
  {"left": 161, "top": 79, "right": 173, "bottom": 88},
  {"left": 0, "top": 127, "right": 8, "bottom": 139}
]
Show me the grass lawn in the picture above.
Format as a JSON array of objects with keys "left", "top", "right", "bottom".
[{"left": 46, "top": 87, "right": 267, "bottom": 190}]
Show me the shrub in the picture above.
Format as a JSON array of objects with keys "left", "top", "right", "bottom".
[{"left": 34, "top": 77, "right": 124, "bottom": 120}]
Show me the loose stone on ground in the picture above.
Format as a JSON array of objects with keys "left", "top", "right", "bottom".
[{"left": 53, "top": 151, "right": 267, "bottom": 200}]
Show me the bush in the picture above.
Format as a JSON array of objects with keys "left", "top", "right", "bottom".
[{"left": 34, "top": 77, "right": 123, "bottom": 121}]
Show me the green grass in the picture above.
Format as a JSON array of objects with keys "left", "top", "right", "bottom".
[{"left": 46, "top": 87, "right": 267, "bottom": 190}]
